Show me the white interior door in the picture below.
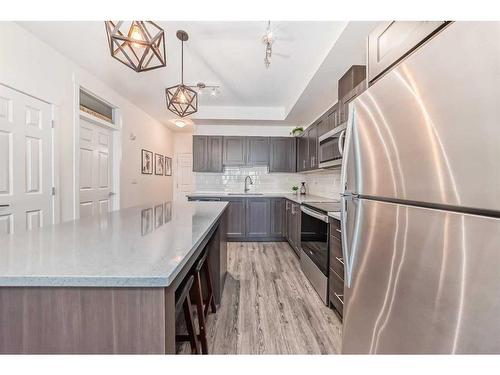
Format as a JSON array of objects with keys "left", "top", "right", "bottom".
[
  {"left": 0, "top": 85, "right": 53, "bottom": 235},
  {"left": 79, "top": 118, "right": 113, "bottom": 218},
  {"left": 175, "top": 152, "right": 194, "bottom": 202}
]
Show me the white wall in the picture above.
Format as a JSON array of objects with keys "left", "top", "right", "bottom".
[
  {"left": 194, "top": 124, "right": 293, "bottom": 137},
  {"left": 0, "top": 22, "right": 174, "bottom": 222}
]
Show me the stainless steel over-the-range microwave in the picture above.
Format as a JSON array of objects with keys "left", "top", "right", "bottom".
[{"left": 318, "top": 123, "right": 347, "bottom": 168}]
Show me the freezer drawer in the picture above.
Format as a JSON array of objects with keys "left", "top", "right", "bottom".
[{"left": 342, "top": 198, "right": 500, "bottom": 354}]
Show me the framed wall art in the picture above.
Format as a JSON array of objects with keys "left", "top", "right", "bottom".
[
  {"left": 155, "top": 153, "right": 164, "bottom": 175},
  {"left": 165, "top": 156, "right": 172, "bottom": 176},
  {"left": 141, "top": 149, "right": 153, "bottom": 174}
]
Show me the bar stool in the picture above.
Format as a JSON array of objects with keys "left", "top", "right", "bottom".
[
  {"left": 175, "top": 275, "right": 199, "bottom": 354},
  {"left": 191, "top": 249, "right": 217, "bottom": 354}
]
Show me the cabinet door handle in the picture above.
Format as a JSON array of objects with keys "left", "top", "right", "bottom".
[
  {"left": 0, "top": 204, "right": 10, "bottom": 208},
  {"left": 335, "top": 256, "right": 344, "bottom": 265},
  {"left": 334, "top": 292, "right": 344, "bottom": 305}
]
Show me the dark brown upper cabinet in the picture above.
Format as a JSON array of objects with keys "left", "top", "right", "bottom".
[
  {"left": 325, "top": 103, "right": 339, "bottom": 133},
  {"left": 297, "top": 133, "right": 309, "bottom": 172},
  {"left": 207, "top": 136, "right": 223, "bottom": 172},
  {"left": 367, "top": 21, "right": 447, "bottom": 85},
  {"left": 193, "top": 135, "right": 208, "bottom": 172},
  {"left": 246, "top": 137, "right": 270, "bottom": 166},
  {"left": 192, "top": 135, "right": 223, "bottom": 172},
  {"left": 338, "top": 80, "right": 367, "bottom": 125},
  {"left": 269, "top": 137, "right": 296, "bottom": 173},
  {"left": 308, "top": 123, "right": 318, "bottom": 170},
  {"left": 317, "top": 112, "right": 330, "bottom": 138},
  {"left": 338, "top": 65, "right": 366, "bottom": 100},
  {"left": 223, "top": 136, "right": 247, "bottom": 166},
  {"left": 338, "top": 65, "right": 367, "bottom": 125}
]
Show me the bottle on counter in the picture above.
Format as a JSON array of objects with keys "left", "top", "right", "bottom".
[{"left": 300, "top": 182, "right": 306, "bottom": 195}]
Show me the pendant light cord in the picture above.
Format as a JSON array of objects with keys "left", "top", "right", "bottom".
[{"left": 181, "top": 39, "right": 184, "bottom": 85}]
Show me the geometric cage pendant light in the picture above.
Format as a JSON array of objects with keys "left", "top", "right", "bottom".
[
  {"left": 165, "top": 30, "right": 198, "bottom": 118},
  {"left": 104, "top": 21, "right": 166, "bottom": 73}
]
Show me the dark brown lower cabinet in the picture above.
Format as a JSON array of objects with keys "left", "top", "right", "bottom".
[
  {"left": 246, "top": 198, "right": 271, "bottom": 238},
  {"left": 190, "top": 197, "right": 289, "bottom": 242},
  {"left": 329, "top": 267, "right": 344, "bottom": 318},
  {"left": 270, "top": 198, "right": 286, "bottom": 238},
  {"left": 286, "top": 201, "right": 301, "bottom": 257},
  {"left": 221, "top": 198, "right": 246, "bottom": 240},
  {"left": 329, "top": 218, "right": 343, "bottom": 319}
]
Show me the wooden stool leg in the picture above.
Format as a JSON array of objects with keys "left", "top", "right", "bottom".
[
  {"left": 183, "top": 297, "right": 199, "bottom": 354},
  {"left": 203, "top": 260, "right": 217, "bottom": 315},
  {"left": 193, "top": 272, "right": 209, "bottom": 354}
]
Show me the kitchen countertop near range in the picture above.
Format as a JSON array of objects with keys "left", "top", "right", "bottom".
[{"left": 186, "top": 192, "right": 337, "bottom": 204}]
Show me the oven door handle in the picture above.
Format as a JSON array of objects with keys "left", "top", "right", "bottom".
[{"left": 300, "top": 206, "right": 329, "bottom": 223}]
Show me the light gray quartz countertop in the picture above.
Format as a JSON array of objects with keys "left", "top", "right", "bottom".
[
  {"left": 0, "top": 201, "right": 228, "bottom": 288},
  {"left": 187, "top": 192, "right": 336, "bottom": 204}
]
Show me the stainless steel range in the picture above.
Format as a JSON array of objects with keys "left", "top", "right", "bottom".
[{"left": 300, "top": 201, "right": 340, "bottom": 305}]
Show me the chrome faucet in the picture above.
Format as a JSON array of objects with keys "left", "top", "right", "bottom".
[{"left": 244, "top": 175, "right": 254, "bottom": 193}]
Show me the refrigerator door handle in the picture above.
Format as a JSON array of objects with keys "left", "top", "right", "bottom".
[
  {"left": 338, "top": 130, "right": 346, "bottom": 156},
  {"left": 341, "top": 195, "right": 350, "bottom": 285},
  {"left": 340, "top": 102, "right": 355, "bottom": 194},
  {"left": 342, "top": 194, "right": 361, "bottom": 288}
]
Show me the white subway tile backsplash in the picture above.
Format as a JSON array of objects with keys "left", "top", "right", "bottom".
[
  {"left": 195, "top": 166, "right": 302, "bottom": 194},
  {"left": 195, "top": 166, "right": 342, "bottom": 199},
  {"left": 304, "top": 169, "right": 342, "bottom": 199}
]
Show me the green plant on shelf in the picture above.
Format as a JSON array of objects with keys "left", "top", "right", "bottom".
[
  {"left": 290, "top": 126, "right": 304, "bottom": 136},
  {"left": 292, "top": 186, "right": 299, "bottom": 194}
]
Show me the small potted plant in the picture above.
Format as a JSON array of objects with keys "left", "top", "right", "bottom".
[
  {"left": 292, "top": 185, "right": 299, "bottom": 195},
  {"left": 290, "top": 126, "right": 304, "bottom": 137}
]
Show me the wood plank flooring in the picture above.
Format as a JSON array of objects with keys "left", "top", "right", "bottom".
[{"left": 178, "top": 241, "right": 342, "bottom": 354}]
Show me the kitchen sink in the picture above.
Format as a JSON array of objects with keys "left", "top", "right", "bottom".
[{"left": 227, "top": 193, "right": 264, "bottom": 196}]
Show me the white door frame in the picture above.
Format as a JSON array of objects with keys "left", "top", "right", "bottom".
[
  {"left": 0, "top": 82, "right": 59, "bottom": 225},
  {"left": 72, "top": 80, "right": 122, "bottom": 220}
]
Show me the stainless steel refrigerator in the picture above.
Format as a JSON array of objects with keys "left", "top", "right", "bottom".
[{"left": 340, "top": 22, "right": 500, "bottom": 354}]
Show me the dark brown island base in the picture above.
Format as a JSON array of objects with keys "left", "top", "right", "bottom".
[{"left": 0, "top": 202, "right": 228, "bottom": 354}]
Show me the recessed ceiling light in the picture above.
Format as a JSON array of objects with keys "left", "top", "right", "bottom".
[{"left": 174, "top": 119, "right": 187, "bottom": 128}]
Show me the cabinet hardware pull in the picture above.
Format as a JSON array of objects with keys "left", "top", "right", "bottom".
[
  {"left": 0, "top": 204, "right": 10, "bottom": 208},
  {"left": 334, "top": 292, "right": 344, "bottom": 304},
  {"left": 335, "top": 256, "right": 344, "bottom": 265}
]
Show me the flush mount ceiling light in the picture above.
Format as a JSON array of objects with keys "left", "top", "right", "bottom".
[
  {"left": 262, "top": 21, "right": 274, "bottom": 69},
  {"left": 165, "top": 30, "right": 197, "bottom": 118},
  {"left": 104, "top": 21, "right": 166, "bottom": 72},
  {"left": 174, "top": 119, "right": 187, "bottom": 128}
]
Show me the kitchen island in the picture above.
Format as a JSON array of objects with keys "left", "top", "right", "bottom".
[{"left": 0, "top": 201, "right": 228, "bottom": 354}]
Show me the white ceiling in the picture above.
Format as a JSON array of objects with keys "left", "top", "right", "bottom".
[{"left": 18, "top": 21, "right": 376, "bottom": 130}]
